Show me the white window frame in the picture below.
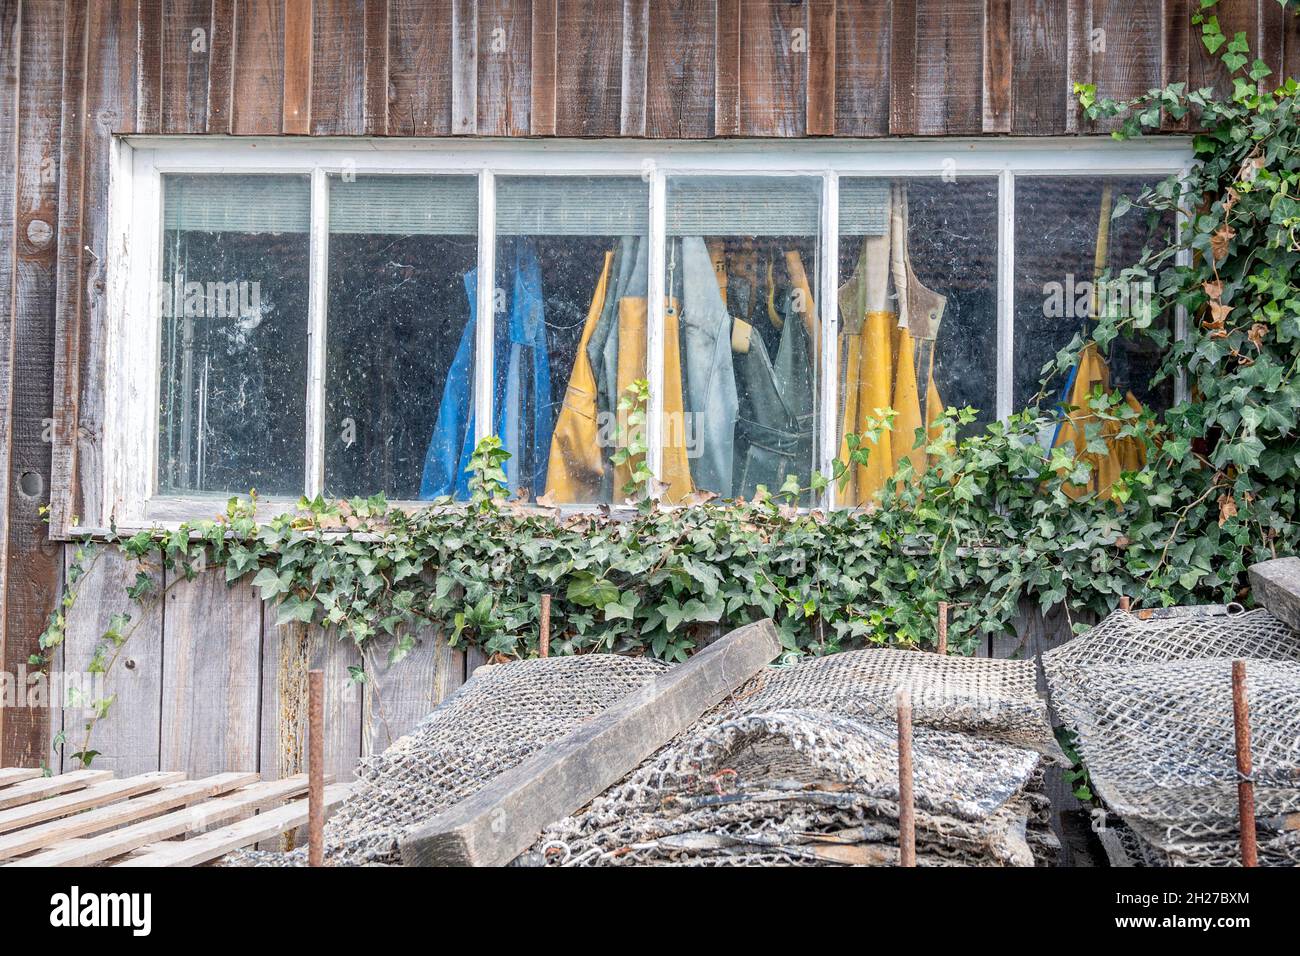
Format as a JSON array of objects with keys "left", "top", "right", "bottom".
[{"left": 104, "top": 136, "right": 1192, "bottom": 529}]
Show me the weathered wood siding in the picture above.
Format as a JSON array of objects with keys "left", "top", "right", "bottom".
[{"left": 3, "top": 0, "right": 1299, "bottom": 766}]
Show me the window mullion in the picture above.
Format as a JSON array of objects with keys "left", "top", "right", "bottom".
[
  {"left": 474, "top": 169, "right": 496, "bottom": 445},
  {"left": 996, "top": 168, "right": 1015, "bottom": 423},
  {"left": 645, "top": 167, "right": 666, "bottom": 490},
  {"left": 819, "top": 170, "right": 839, "bottom": 510},
  {"left": 304, "top": 166, "right": 330, "bottom": 498}
]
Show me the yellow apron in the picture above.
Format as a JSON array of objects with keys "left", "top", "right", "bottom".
[{"left": 1053, "top": 343, "right": 1146, "bottom": 498}]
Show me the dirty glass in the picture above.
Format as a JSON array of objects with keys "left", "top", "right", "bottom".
[
  {"left": 1014, "top": 175, "right": 1174, "bottom": 414},
  {"left": 835, "top": 176, "right": 998, "bottom": 507},
  {"left": 492, "top": 176, "right": 649, "bottom": 504},
  {"left": 663, "top": 175, "right": 822, "bottom": 503},
  {"left": 158, "top": 174, "right": 310, "bottom": 498},
  {"left": 325, "top": 175, "right": 478, "bottom": 501}
]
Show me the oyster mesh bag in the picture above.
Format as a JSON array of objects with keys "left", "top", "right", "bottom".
[
  {"left": 1043, "top": 607, "right": 1300, "bottom": 867},
  {"left": 226, "top": 649, "right": 1059, "bottom": 867}
]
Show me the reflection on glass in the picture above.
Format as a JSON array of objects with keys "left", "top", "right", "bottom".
[
  {"left": 158, "top": 174, "right": 309, "bottom": 497},
  {"left": 1014, "top": 176, "right": 1172, "bottom": 413},
  {"left": 489, "top": 176, "right": 649, "bottom": 504},
  {"left": 325, "top": 175, "right": 478, "bottom": 500},
  {"left": 1015, "top": 175, "right": 1172, "bottom": 499},
  {"left": 836, "top": 177, "right": 997, "bottom": 507},
  {"left": 663, "top": 176, "right": 822, "bottom": 503}
]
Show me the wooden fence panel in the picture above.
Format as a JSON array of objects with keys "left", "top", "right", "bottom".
[
  {"left": 160, "top": 572, "right": 262, "bottom": 774},
  {"left": 59, "top": 548, "right": 164, "bottom": 777},
  {"left": 362, "top": 627, "right": 466, "bottom": 755}
]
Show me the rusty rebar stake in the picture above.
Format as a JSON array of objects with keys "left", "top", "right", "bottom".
[
  {"left": 936, "top": 601, "right": 948, "bottom": 656},
  {"left": 540, "top": 593, "right": 552, "bottom": 658},
  {"left": 1232, "top": 660, "right": 1258, "bottom": 867},
  {"left": 308, "top": 668, "right": 324, "bottom": 867},
  {"left": 896, "top": 688, "right": 916, "bottom": 867},
  {"left": 1119, "top": 595, "right": 1131, "bottom": 612}
]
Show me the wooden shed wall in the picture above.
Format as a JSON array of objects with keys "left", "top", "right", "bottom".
[{"left": 1, "top": 0, "right": 1298, "bottom": 769}]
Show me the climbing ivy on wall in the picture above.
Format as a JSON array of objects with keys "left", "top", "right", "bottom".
[{"left": 33, "top": 2, "right": 1300, "bottom": 763}]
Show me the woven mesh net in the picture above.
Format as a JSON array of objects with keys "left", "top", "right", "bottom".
[
  {"left": 1043, "top": 607, "right": 1300, "bottom": 867},
  {"left": 226, "top": 648, "right": 1058, "bottom": 867}
]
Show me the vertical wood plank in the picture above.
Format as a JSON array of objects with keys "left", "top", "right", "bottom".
[
  {"left": 49, "top": 0, "right": 137, "bottom": 536},
  {"left": 47, "top": 0, "right": 88, "bottom": 537},
  {"left": 160, "top": 573, "right": 262, "bottom": 774},
  {"left": 1160, "top": 0, "right": 1190, "bottom": 131},
  {"left": 450, "top": 0, "right": 477, "bottom": 134},
  {"left": 889, "top": 0, "right": 918, "bottom": 134},
  {"left": 620, "top": 0, "right": 648, "bottom": 136},
  {"left": 530, "top": 0, "right": 557, "bottom": 134},
  {"left": 835, "top": 0, "right": 890, "bottom": 136},
  {"left": 714, "top": 0, "right": 741, "bottom": 135},
  {"left": 1188, "top": 0, "right": 1256, "bottom": 102},
  {"left": 387, "top": 0, "right": 452, "bottom": 135},
  {"left": 983, "top": 0, "right": 1012, "bottom": 132},
  {"left": 806, "top": 0, "right": 836, "bottom": 135},
  {"left": 283, "top": 0, "right": 313, "bottom": 134},
  {"left": 1285, "top": 3, "right": 1300, "bottom": 86},
  {"left": 478, "top": 0, "right": 531, "bottom": 136},
  {"left": 738, "top": 0, "right": 807, "bottom": 137},
  {"left": 555, "top": 0, "right": 623, "bottom": 136},
  {"left": 259, "top": 611, "right": 362, "bottom": 782},
  {"left": 362, "top": 0, "right": 388, "bottom": 134},
  {"left": 1256, "top": 0, "right": 1283, "bottom": 92},
  {"left": 361, "top": 628, "right": 465, "bottom": 754},
  {"left": 311, "top": 0, "right": 366, "bottom": 135},
  {"left": 60, "top": 549, "right": 164, "bottom": 776},
  {"left": 3, "top": 0, "right": 65, "bottom": 767},
  {"left": 136, "top": 0, "right": 165, "bottom": 133},
  {"left": 0, "top": 0, "right": 20, "bottom": 764},
  {"left": 232, "top": 0, "right": 285, "bottom": 134},
  {"left": 1063, "top": 0, "right": 1091, "bottom": 132},
  {"left": 913, "top": 0, "right": 984, "bottom": 134},
  {"left": 161, "top": 0, "right": 215, "bottom": 133},
  {"left": 1011, "top": 0, "right": 1067, "bottom": 134},
  {"left": 646, "top": 0, "right": 714, "bottom": 138},
  {"left": 207, "top": 0, "right": 237, "bottom": 133},
  {"left": 1089, "top": 0, "right": 1161, "bottom": 133}
]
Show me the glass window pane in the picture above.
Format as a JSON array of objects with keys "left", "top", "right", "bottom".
[
  {"left": 325, "top": 175, "right": 478, "bottom": 500},
  {"left": 836, "top": 176, "right": 997, "bottom": 507},
  {"left": 663, "top": 175, "right": 822, "bottom": 503},
  {"left": 491, "top": 176, "right": 649, "bottom": 504},
  {"left": 1014, "top": 176, "right": 1173, "bottom": 413},
  {"left": 158, "top": 174, "right": 309, "bottom": 498}
]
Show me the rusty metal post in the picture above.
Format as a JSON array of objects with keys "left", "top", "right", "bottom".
[
  {"left": 936, "top": 601, "right": 948, "bottom": 656},
  {"left": 896, "top": 688, "right": 916, "bottom": 867},
  {"left": 308, "top": 668, "right": 324, "bottom": 867},
  {"left": 1232, "top": 660, "right": 1258, "bottom": 867},
  {"left": 1119, "top": 595, "right": 1131, "bottom": 612},
  {"left": 540, "top": 593, "right": 552, "bottom": 658}
]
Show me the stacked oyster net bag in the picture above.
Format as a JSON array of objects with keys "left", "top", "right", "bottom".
[
  {"left": 1042, "top": 605, "right": 1300, "bottom": 867},
  {"left": 226, "top": 646, "right": 1063, "bottom": 867}
]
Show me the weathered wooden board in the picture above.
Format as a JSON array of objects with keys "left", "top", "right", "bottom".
[
  {"left": 738, "top": 0, "right": 806, "bottom": 137},
  {"left": 478, "top": 0, "right": 532, "bottom": 136},
  {"left": 0, "top": 772, "right": 257, "bottom": 861},
  {"left": 1089, "top": 0, "right": 1162, "bottom": 133},
  {"left": 362, "top": 628, "right": 465, "bottom": 756},
  {"left": 0, "top": 771, "right": 181, "bottom": 834},
  {"left": 912, "top": 0, "right": 985, "bottom": 135},
  {"left": 1247, "top": 557, "right": 1300, "bottom": 633},
  {"left": 0, "top": 769, "right": 112, "bottom": 812},
  {"left": 646, "top": 0, "right": 715, "bottom": 138},
  {"left": 118, "top": 782, "right": 352, "bottom": 866},
  {"left": 233, "top": 0, "right": 286, "bottom": 135},
  {"left": 8, "top": 774, "right": 310, "bottom": 867},
  {"left": 388, "top": 0, "right": 454, "bottom": 135},
  {"left": 401, "top": 618, "right": 782, "bottom": 867},
  {"left": 161, "top": 0, "right": 214, "bottom": 134},
  {"left": 160, "top": 571, "right": 262, "bottom": 774},
  {"left": 314, "top": 0, "right": 371, "bottom": 134},
  {"left": 283, "top": 0, "right": 315, "bottom": 134},
  {"left": 60, "top": 549, "right": 163, "bottom": 776},
  {"left": 555, "top": 0, "right": 623, "bottom": 136},
  {"left": 835, "top": 0, "right": 890, "bottom": 136}
]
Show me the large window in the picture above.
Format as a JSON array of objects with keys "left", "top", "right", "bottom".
[{"left": 108, "top": 139, "right": 1190, "bottom": 525}]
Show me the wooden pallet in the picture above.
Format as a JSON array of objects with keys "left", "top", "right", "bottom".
[{"left": 0, "top": 767, "right": 351, "bottom": 866}]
